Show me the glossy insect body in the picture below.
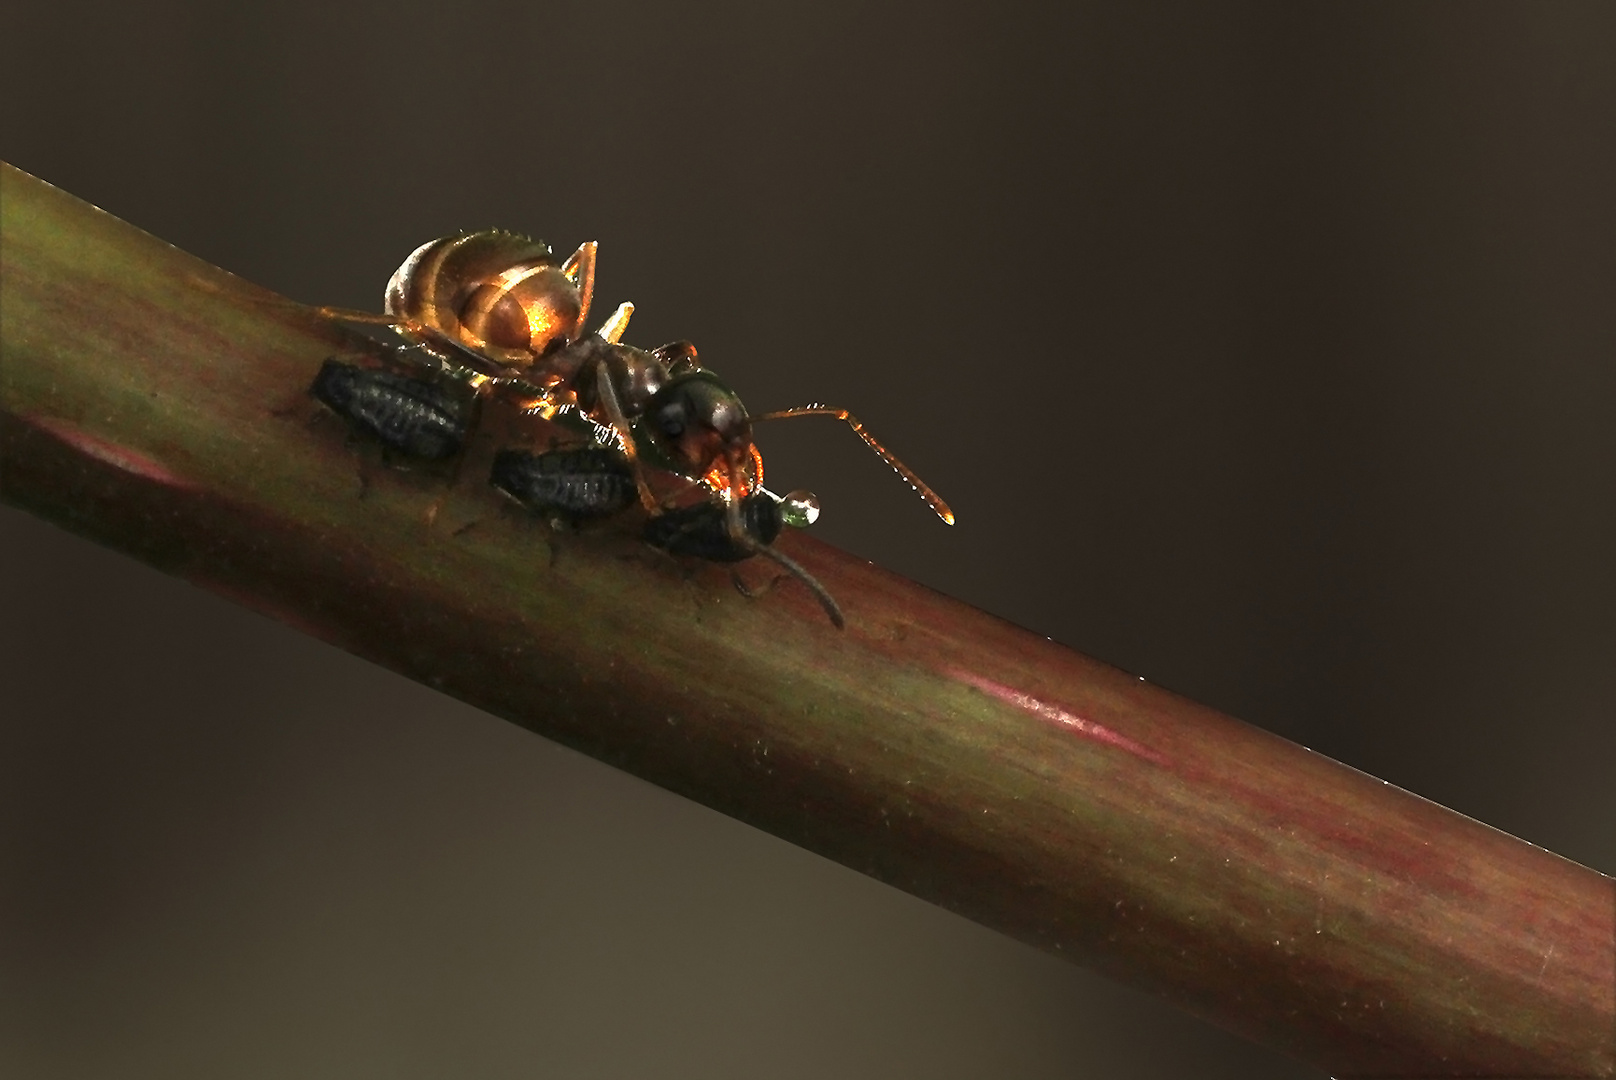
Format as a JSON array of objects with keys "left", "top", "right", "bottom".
[
  {"left": 385, "top": 231, "right": 595, "bottom": 376},
  {"left": 320, "top": 231, "right": 953, "bottom": 525},
  {"left": 644, "top": 491, "right": 784, "bottom": 561},
  {"left": 490, "top": 445, "right": 638, "bottom": 523},
  {"left": 645, "top": 490, "right": 843, "bottom": 628},
  {"left": 325, "top": 232, "right": 764, "bottom": 503},
  {"left": 309, "top": 359, "right": 471, "bottom": 461}
]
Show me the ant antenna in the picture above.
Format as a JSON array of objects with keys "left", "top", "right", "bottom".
[
  {"left": 749, "top": 404, "right": 954, "bottom": 525},
  {"left": 723, "top": 471, "right": 845, "bottom": 629},
  {"left": 755, "top": 542, "right": 844, "bottom": 629}
]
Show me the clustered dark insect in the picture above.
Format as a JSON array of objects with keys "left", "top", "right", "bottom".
[{"left": 307, "top": 230, "right": 951, "bottom": 627}]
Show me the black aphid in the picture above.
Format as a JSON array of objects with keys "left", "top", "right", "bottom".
[
  {"left": 643, "top": 492, "right": 783, "bottom": 561},
  {"left": 644, "top": 492, "right": 843, "bottom": 628},
  {"left": 490, "top": 445, "right": 639, "bottom": 523},
  {"left": 309, "top": 359, "right": 471, "bottom": 461}
]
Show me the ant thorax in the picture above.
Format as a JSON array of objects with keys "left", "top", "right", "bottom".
[{"left": 562, "top": 338, "right": 668, "bottom": 417}]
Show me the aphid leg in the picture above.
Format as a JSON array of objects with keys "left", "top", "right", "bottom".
[
  {"left": 730, "top": 567, "right": 785, "bottom": 599},
  {"left": 595, "top": 301, "right": 635, "bottom": 344},
  {"left": 561, "top": 241, "right": 598, "bottom": 341},
  {"left": 540, "top": 520, "right": 565, "bottom": 570},
  {"left": 418, "top": 382, "right": 484, "bottom": 527},
  {"left": 354, "top": 453, "right": 379, "bottom": 501},
  {"left": 593, "top": 362, "right": 661, "bottom": 512},
  {"left": 751, "top": 405, "right": 955, "bottom": 525},
  {"left": 270, "top": 394, "right": 309, "bottom": 421}
]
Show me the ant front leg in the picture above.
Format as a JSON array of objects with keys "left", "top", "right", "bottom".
[
  {"left": 308, "top": 306, "right": 407, "bottom": 326},
  {"left": 592, "top": 361, "right": 661, "bottom": 513}
]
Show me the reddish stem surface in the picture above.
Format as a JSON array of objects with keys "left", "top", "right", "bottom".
[{"left": 3, "top": 162, "right": 1611, "bottom": 1078}]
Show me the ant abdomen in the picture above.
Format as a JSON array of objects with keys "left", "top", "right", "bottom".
[{"left": 385, "top": 231, "right": 586, "bottom": 367}]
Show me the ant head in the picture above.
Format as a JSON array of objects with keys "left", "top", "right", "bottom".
[{"left": 643, "top": 371, "right": 754, "bottom": 488}]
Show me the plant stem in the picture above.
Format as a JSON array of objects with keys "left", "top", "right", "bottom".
[{"left": 2, "top": 162, "right": 1610, "bottom": 1078}]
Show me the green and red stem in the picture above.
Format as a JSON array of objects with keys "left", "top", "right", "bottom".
[{"left": 2, "top": 162, "right": 1610, "bottom": 1078}]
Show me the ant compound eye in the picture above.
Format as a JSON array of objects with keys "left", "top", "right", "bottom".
[
  {"left": 780, "top": 490, "right": 821, "bottom": 529},
  {"left": 656, "top": 402, "right": 686, "bottom": 437}
]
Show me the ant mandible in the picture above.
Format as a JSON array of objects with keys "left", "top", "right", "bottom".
[{"left": 314, "top": 230, "right": 955, "bottom": 526}]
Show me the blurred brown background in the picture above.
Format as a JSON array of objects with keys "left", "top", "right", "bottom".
[{"left": 3, "top": 2, "right": 1612, "bottom": 1078}]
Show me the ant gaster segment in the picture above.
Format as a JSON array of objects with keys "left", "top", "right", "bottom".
[
  {"left": 645, "top": 488, "right": 843, "bottom": 628},
  {"left": 382, "top": 231, "right": 597, "bottom": 376},
  {"left": 313, "top": 231, "right": 955, "bottom": 531},
  {"left": 309, "top": 358, "right": 472, "bottom": 462}
]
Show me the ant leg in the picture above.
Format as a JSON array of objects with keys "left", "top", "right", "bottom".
[
  {"left": 593, "top": 362, "right": 661, "bottom": 512},
  {"left": 309, "top": 306, "right": 407, "bottom": 326},
  {"left": 250, "top": 289, "right": 404, "bottom": 328},
  {"left": 750, "top": 405, "right": 955, "bottom": 524},
  {"left": 561, "top": 241, "right": 598, "bottom": 341},
  {"left": 595, "top": 301, "right": 635, "bottom": 344}
]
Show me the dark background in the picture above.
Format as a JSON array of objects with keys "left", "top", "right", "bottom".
[{"left": 3, "top": 3, "right": 1613, "bottom": 1077}]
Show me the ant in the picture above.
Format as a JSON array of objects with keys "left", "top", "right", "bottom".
[
  {"left": 312, "top": 230, "right": 953, "bottom": 526},
  {"left": 490, "top": 443, "right": 841, "bottom": 626}
]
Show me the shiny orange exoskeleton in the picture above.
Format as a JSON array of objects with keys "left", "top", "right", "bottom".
[
  {"left": 382, "top": 231, "right": 597, "bottom": 373},
  {"left": 317, "top": 229, "right": 955, "bottom": 524}
]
